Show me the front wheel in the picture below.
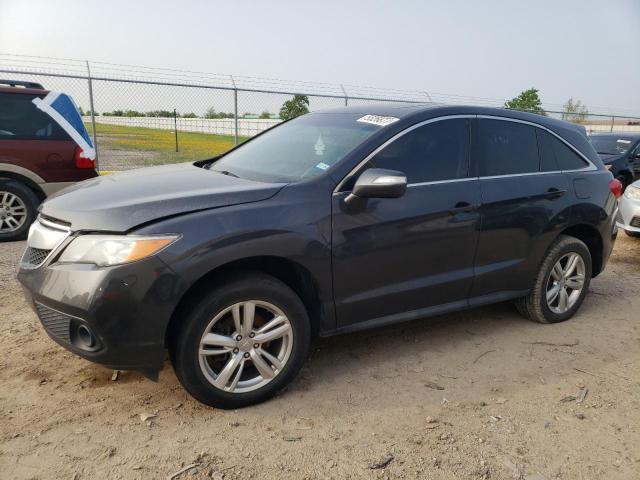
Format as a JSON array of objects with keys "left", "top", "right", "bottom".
[
  {"left": 515, "top": 235, "right": 592, "bottom": 324},
  {"left": 170, "top": 273, "right": 311, "bottom": 409}
]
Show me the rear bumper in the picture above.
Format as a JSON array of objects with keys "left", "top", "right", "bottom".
[{"left": 17, "top": 256, "right": 183, "bottom": 378}]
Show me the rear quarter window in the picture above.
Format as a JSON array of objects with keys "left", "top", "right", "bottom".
[
  {"left": 537, "top": 129, "right": 588, "bottom": 171},
  {"left": 0, "top": 92, "right": 70, "bottom": 140}
]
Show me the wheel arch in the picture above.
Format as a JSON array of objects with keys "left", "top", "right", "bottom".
[
  {"left": 0, "top": 170, "right": 46, "bottom": 202},
  {"left": 165, "top": 255, "right": 324, "bottom": 348},
  {"left": 557, "top": 223, "right": 603, "bottom": 277}
]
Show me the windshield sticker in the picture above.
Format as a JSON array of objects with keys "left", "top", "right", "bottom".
[
  {"left": 617, "top": 139, "right": 631, "bottom": 144},
  {"left": 357, "top": 115, "right": 400, "bottom": 127},
  {"left": 315, "top": 134, "right": 325, "bottom": 155},
  {"left": 315, "top": 162, "right": 330, "bottom": 171}
]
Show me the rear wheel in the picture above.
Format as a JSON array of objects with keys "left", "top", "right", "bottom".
[
  {"left": 0, "top": 179, "right": 39, "bottom": 242},
  {"left": 515, "top": 235, "right": 592, "bottom": 324},
  {"left": 170, "top": 273, "right": 311, "bottom": 409}
]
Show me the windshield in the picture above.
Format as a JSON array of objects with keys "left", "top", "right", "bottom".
[
  {"left": 211, "top": 113, "right": 382, "bottom": 182},
  {"left": 589, "top": 135, "right": 635, "bottom": 155}
]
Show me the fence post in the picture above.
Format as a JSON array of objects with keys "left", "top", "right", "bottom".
[
  {"left": 340, "top": 84, "right": 348, "bottom": 106},
  {"left": 85, "top": 61, "right": 99, "bottom": 171},
  {"left": 610, "top": 116, "right": 615, "bottom": 132},
  {"left": 173, "top": 109, "right": 179, "bottom": 152},
  {"left": 231, "top": 75, "right": 238, "bottom": 145}
]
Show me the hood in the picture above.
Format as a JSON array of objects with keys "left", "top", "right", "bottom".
[
  {"left": 41, "top": 163, "right": 285, "bottom": 232},
  {"left": 598, "top": 153, "right": 623, "bottom": 164}
]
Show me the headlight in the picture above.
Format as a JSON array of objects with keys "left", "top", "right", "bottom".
[
  {"left": 58, "top": 234, "right": 179, "bottom": 266},
  {"left": 605, "top": 164, "right": 613, "bottom": 171},
  {"left": 625, "top": 185, "right": 640, "bottom": 201}
]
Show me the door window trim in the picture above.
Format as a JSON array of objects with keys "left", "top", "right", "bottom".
[
  {"left": 476, "top": 115, "right": 596, "bottom": 176},
  {"left": 333, "top": 115, "right": 475, "bottom": 194},
  {"left": 333, "top": 114, "right": 597, "bottom": 194}
]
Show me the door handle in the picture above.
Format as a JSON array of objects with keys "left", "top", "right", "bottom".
[
  {"left": 544, "top": 188, "right": 567, "bottom": 199},
  {"left": 449, "top": 201, "right": 478, "bottom": 214}
]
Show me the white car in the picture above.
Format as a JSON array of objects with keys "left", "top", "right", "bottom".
[{"left": 617, "top": 179, "right": 640, "bottom": 238}]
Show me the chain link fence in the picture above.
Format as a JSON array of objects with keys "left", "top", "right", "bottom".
[{"left": 2, "top": 54, "right": 639, "bottom": 172}]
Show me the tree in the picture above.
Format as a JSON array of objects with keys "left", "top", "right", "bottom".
[
  {"left": 259, "top": 111, "right": 271, "bottom": 119},
  {"left": 504, "top": 88, "right": 546, "bottom": 116},
  {"left": 205, "top": 108, "right": 235, "bottom": 119},
  {"left": 204, "top": 107, "right": 218, "bottom": 119},
  {"left": 561, "top": 98, "right": 588, "bottom": 123},
  {"left": 146, "top": 110, "right": 174, "bottom": 118},
  {"left": 181, "top": 112, "right": 198, "bottom": 118},
  {"left": 279, "top": 94, "right": 309, "bottom": 120},
  {"left": 122, "top": 110, "right": 145, "bottom": 117}
]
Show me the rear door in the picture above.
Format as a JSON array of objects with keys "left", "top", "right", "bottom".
[
  {"left": 332, "top": 117, "right": 481, "bottom": 328},
  {"left": 469, "top": 117, "right": 571, "bottom": 304}
]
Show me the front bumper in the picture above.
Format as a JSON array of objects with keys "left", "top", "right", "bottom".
[
  {"left": 616, "top": 195, "right": 640, "bottom": 234},
  {"left": 18, "top": 255, "right": 183, "bottom": 379}
]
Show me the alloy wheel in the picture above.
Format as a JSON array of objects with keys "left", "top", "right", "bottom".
[
  {"left": 0, "top": 191, "right": 28, "bottom": 233},
  {"left": 198, "top": 300, "right": 293, "bottom": 393},
  {"left": 545, "top": 252, "right": 586, "bottom": 314}
]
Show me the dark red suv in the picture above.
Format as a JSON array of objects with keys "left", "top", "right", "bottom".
[{"left": 0, "top": 80, "right": 98, "bottom": 241}]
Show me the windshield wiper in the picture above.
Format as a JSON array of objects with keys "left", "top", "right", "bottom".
[{"left": 211, "top": 169, "right": 240, "bottom": 178}]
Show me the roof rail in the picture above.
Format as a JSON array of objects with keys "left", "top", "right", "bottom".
[{"left": 0, "top": 79, "right": 45, "bottom": 89}]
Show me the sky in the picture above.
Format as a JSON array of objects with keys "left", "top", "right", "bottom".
[{"left": 1, "top": 0, "right": 639, "bottom": 115}]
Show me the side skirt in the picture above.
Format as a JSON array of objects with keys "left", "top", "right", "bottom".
[{"left": 320, "top": 289, "right": 530, "bottom": 338}]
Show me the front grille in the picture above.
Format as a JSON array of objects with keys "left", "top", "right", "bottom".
[
  {"left": 22, "top": 247, "right": 52, "bottom": 267},
  {"left": 34, "top": 302, "right": 71, "bottom": 343},
  {"left": 20, "top": 216, "right": 70, "bottom": 269},
  {"left": 631, "top": 216, "right": 640, "bottom": 228},
  {"left": 616, "top": 210, "right": 624, "bottom": 224}
]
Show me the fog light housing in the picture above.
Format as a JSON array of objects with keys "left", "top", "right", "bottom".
[{"left": 70, "top": 320, "right": 101, "bottom": 351}]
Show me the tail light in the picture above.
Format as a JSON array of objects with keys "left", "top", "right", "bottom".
[
  {"left": 74, "top": 147, "right": 95, "bottom": 169},
  {"left": 608, "top": 178, "right": 623, "bottom": 199}
]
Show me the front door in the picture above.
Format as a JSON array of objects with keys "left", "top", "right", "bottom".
[{"left": 331, "top": 117, "right": 481, "bottom": 329}]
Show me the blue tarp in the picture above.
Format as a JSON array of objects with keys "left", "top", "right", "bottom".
[{"left": 33, "top": 92, "right": 96, "bottom": 159}]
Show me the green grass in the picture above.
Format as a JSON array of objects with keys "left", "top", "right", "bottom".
[{"left": 86, "top": 122, "right": 247, "bottom": 165}]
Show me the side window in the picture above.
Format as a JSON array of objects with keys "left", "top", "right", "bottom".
[
  {"left": 474, "top": 119, "right": 539, "bottom": 176},
  {"left": 0, "top": 93, "right": 70, "bottom": 140},
  {"left": 368, "top": 118, "right": 470, "bottom": 184},
  {"left": 537, "top": 129, "right": 588, "bottom": 171}
]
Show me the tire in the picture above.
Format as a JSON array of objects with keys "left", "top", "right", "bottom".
[
  {"left": 0, "top": 179, "right": 39, "bottom": 242},
  {"left": 625, "top": 230, "right": 640, "bottom": 238},
  {"left": 515, "top": 235, "right": 592, "bottom": 324},
  {"left": 170, "top": 273, "right": 311, "bottom": 409}
]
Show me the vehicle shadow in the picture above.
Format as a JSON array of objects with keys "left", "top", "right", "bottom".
[{"left": 272, "top": 291, "right": 606, "bottom": 412}]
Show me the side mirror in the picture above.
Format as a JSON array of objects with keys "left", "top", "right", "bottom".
[{"left": 345, "top": 168, "right": 407, "bottom": 204}]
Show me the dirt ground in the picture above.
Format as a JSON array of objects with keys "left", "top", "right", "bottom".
[{"left": 1, "top": 235, "right": 639, "bottom": 480}]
